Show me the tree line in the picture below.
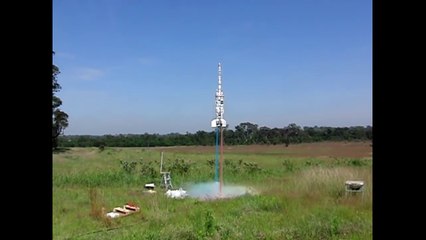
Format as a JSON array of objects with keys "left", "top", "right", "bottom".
[
  {"left": 52, "top": 52, "right": 69, "bottom": 149},
  {"left": 57, "top": 123, "right": 372, "bottom": 148}
]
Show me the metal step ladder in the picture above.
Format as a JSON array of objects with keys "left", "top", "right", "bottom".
[
  {"left": 159, "top": 152, "right": 173, "bottom": 190},
  {"left": 161, "top": 172, "right": 173, "bottom": 190}
]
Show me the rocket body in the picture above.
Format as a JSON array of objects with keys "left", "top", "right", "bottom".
[{"left": 211, "top": 63, "right": 226, "bottom": 128}]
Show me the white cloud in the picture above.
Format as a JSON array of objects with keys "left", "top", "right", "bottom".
[{"left": 76, "top": 68, "right": 104, "bottom": 80}]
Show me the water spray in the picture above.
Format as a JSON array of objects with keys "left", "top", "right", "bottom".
[
  {"left": 184, "top": 63, "right": 255, "bottom": 200},
  {"left": 211, "top": 63, "right": 226, "bottom": 197}
]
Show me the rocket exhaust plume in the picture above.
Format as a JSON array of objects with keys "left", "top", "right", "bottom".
[
  {"left": 211, "top": 63, "right": 226, "bottom": 196},
  {"left": 185, "top": 182, "right": 253, "bottom": 200},
  {"left": 183, "top": 63, "right": 257, "bottom": 201}
]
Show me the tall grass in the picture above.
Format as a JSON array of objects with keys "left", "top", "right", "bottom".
[
  {"left": 289, "top": 166, "right": 372, "bottom": 201},
  {"left": 89, "top": 188, "right": 114, "bottom": 228},
  {"left": 53, "top": 145, "right": 372, "bottom": 240}
]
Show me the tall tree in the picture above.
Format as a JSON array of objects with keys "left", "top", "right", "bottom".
[
  {"left": 283, "top": 123, "right": 302, "bottom": 147},
  {"left": 235, "top": 122, "right": 258, "bottom": 144},
  {"left": 52, "top": 53, "right": 69, "bottom": 149}
]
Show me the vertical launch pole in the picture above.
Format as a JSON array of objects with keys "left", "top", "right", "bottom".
[
  {"left": 211, "top": 63, "right": 226, "bottom": 196},
  {"left": 220, "top": 126, "right": 224, "bottom": 194},
  {"left": 214, "top": 127, "right": 219, "bottom": 182}
]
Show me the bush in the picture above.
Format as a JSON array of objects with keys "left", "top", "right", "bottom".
[{"left": 283, "top": 160, "right": 295, "bottom": 172}]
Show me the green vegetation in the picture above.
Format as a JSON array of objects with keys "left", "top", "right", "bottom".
[
  {"left": 53, "top": 143, "right": 372, "bottom": 240},
  {"left": 52, "top": 51, "right": 69, "bottom": 150},
  {"left": 58, "top": 123, "right": 372, "bottom": 148}
]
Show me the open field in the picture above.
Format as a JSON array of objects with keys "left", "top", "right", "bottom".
[
  {"left": 53, "top": 141, "right": 372, "bottom": 239},
  {"left": 153, "top": 141, "right": 372, "bottom": 157}
]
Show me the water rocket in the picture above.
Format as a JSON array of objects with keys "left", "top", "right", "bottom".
[{"left": 211, "top": 63, "right": 226, "bottom": 128}]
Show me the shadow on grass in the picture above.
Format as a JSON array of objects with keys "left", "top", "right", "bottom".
[{"left": 53, "top": 147, "right": 71, "bottom": 154}]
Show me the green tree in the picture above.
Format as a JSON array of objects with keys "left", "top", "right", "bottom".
[
  {"left": 283, "top": 123, "right": 302, "bottom": 147},
  {"left": 257, "top": 126, "right": 271, "bottom": 144},
  {"left": 235, "top": 122, "right": 258, "bottom": 144},
  {"left": 52, "top": 52, "right": 69, "bottom": 149}
]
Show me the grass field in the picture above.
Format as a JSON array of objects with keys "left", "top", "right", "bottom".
[{"left": 53, "top": 141, "right": 372, "bottom": 240}]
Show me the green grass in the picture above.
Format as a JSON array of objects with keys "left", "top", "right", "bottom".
[{"left": 53, "top": 145, "right": 372, "bottom": 240}]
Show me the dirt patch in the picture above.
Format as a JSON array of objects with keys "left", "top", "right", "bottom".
[{"left": 149, "top": 141, "right": 372, "bottom": 158}]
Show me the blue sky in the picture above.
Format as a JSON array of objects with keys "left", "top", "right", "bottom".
[{"left": 53, "top": 0, "right": 372, "bottom": 135}]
